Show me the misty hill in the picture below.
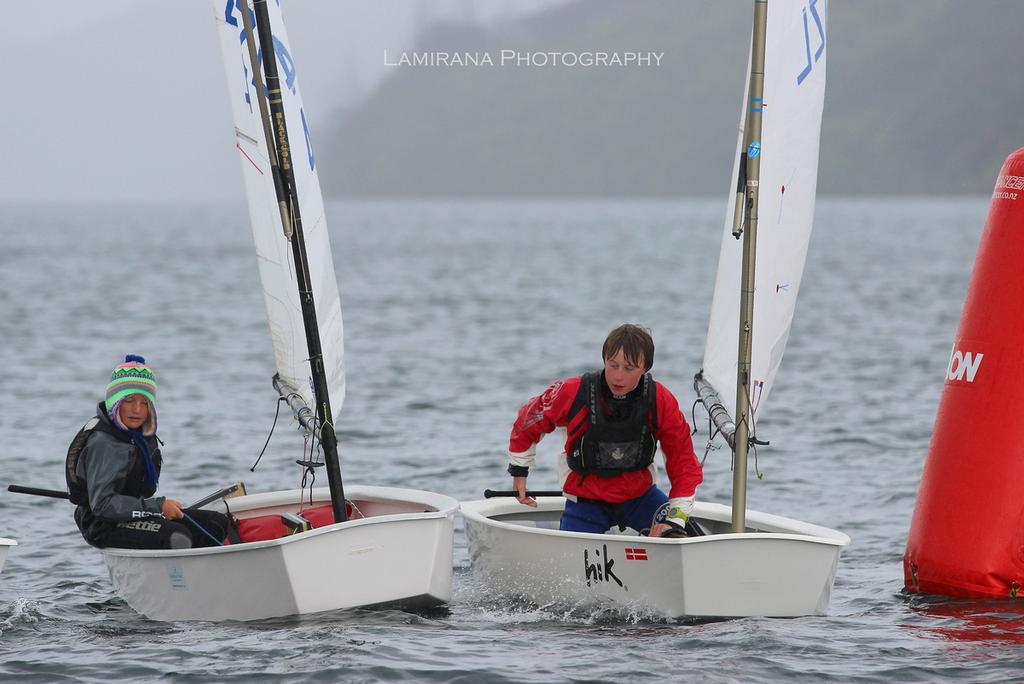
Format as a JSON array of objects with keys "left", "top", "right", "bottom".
[{"left": 317, "top": 0, "right": 1024, "bottom": 197}]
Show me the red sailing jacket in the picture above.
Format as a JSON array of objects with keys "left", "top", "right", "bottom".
[{"left": 509, "top": 375, "right": 703, "bottom": 503}]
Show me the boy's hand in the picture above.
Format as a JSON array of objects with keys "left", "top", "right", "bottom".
[
  {"left": 513, "top": 476, "right": 537, "bottom": 507},
  {"left": 650, "top": 521, "right": 688, "bottom": 538}
]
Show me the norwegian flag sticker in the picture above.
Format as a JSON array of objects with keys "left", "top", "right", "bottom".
[{"left": 624, "top": 547, "right": 648, "bottom": 561}]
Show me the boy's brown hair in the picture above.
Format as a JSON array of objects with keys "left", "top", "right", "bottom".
[{"left": 602, "top": 324, "right": 655, "bottom": 371}]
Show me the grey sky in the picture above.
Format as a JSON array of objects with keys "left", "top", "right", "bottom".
[{"left": 0, "top": 0, "right": 561, "bottom": 202}]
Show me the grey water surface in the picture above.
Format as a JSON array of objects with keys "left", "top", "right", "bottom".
[{"left": 1, "top": 198, "right": 1019, "bottom": 683}]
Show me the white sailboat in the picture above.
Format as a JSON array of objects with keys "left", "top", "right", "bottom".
[
  {"left": 100, "top": 0, "right": 456, "bottom": 622},
  {"left": 461, "top": 0, "right": 848, "bottom": 619},
  {"left": 0, "top": 538, "right": 15, "bottom": 574}
]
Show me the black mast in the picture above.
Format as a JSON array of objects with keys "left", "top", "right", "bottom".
[{"left": 242, "top": 0, "right": 347, "bottom": 523}]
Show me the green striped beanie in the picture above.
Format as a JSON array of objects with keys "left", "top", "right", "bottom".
[{"left": 105, "top": 354, "right": 157, "bottom": 415}]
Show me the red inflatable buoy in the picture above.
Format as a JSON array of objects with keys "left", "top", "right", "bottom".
[{"left": 905, "top": 147, "right": 1024, "bottom": 598}]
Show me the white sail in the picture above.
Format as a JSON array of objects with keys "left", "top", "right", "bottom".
[
  {"left": 701, "top": 0, "right": 827, "bottom": 423},
  {"left": 214, "top": 0, "right": 345, "bottom": 417}
]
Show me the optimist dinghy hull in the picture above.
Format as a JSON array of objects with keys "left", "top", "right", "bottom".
[
  {"left": 102, "top": 485, "right": 456, "bottom": 621},
  {"left": 461, "top": 497, "right": 848, "bottom": 618}
]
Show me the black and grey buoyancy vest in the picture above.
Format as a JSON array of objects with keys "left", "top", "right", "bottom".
[
  {"left": 65, "top": 404, "right": 161, "bottom": 506},
  {"left": 566, "top": 371, "right": 658, "bottom": 477}
]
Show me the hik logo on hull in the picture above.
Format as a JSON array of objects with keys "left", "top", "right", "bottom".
[
  {"left": 946, "top": 346, "right": 984, "bottom": 383},
  {"left": 584, "top": 544, "right": 624, "bottom": 589}
]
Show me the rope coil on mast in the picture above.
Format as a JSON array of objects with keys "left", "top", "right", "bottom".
[
  {"left": 272, "top": 373, "right": 316, "bottom": 433},
  {"left": 693, "top": 371, "right": 769, "bottom": 477},
  {"left": 272, "top": 374, "right": 326, "bottom": 503},
  {"left": 693, "top": 370, "right": 736, "bottom": 449}
]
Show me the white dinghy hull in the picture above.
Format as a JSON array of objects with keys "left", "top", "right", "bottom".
[
  {"left": 102, "top": 486, "right": 456, "bottom": 621},
  {"left": 462, "top": 497, "right": 848, "bottom": 618},
  {"left": 0, "top": 538, "right": 15, "bottom": 574}
]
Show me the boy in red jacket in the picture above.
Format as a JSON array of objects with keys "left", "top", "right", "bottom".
[{"left": 508, "top": 324, "right": 702, "bottom": 537}]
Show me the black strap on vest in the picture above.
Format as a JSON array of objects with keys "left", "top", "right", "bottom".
[{"left": 575, "top": 495, "right": 630, "bottom": 531}]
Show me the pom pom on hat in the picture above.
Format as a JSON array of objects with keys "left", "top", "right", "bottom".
[{"left": 105, "top": 355, "right": 158, "bottom": 433}]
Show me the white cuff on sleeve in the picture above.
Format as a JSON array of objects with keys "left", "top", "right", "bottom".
[
  {"left": 667, "top": 495, "right": 695, "bottom": 521},
  {"left": 508, "top": 445, "right": 537, "bottom": 468}
]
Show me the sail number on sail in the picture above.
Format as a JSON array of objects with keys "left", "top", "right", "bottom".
[
  {"left": 796, "top": 0, "right": 825, "bottom": 85},
  {"left": 222, "top": 0, "right": 316, "bottom": 172}
]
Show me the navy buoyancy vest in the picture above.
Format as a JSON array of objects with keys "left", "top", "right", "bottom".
[
  {"left": 66, "top": 404, "right": 162, "bottom": 506},
  {"left": 566, "top": 371, "right": 658, "bottom": 477}
]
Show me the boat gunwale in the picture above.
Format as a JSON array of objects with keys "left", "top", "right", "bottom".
[
  {"left": 460, "top": 497, "right": 850, "bottom": 547},
  {"left": 223, "top": 485, "right": 459, "bottom": 514},
  {"left": 101, "top": 485, "right": 457, "bottom": 560}
]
